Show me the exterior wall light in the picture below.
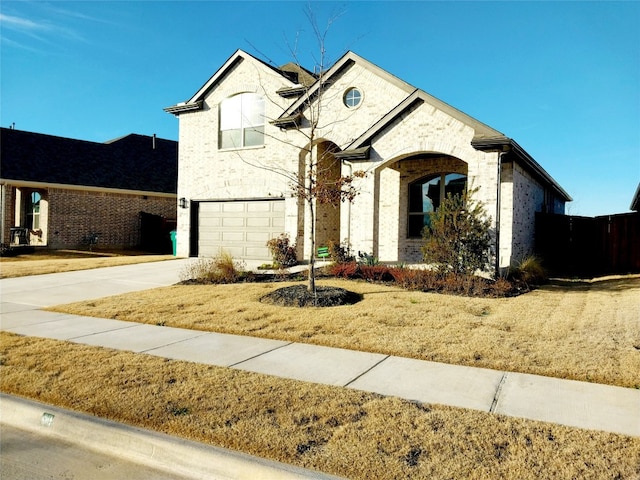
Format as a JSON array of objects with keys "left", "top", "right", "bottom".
[{"left": 179, "top": 197, "right": 188, "bottom": 209}]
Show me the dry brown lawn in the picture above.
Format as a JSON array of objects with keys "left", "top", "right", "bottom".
[
  {"left": 48, "top": 276, "right": 640, "bottom": 388},
  {"left": 2, "top": 332, "right": 639, "bottom": 480},
  {"left": 0, "top": 250, "right": 175, "bottom": 278}
]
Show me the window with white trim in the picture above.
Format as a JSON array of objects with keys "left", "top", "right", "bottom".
[
  {"left": 26, "top": 191, "right": 41, "bottom": 230},
  {"left": 219, "top": 93, "right": 265, "bottom": 149},
  {"left": 408, "top": 173, "right": 466, "bottom": 237}
]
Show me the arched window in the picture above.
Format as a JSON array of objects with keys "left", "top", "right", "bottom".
[
  {"left": 219, "top": 93, "right": 265, "bottom": 149},
  {"left": 408, "top": 173, "right": 466, "bottom": 237}
]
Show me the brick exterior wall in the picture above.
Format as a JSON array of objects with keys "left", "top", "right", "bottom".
[
  {"left": 47, "top": 188, "right": 175, "bottom": 249},
  {"left": 2, "top": 184, "right": 175, "bottom": 250},
  {"left": 176, "top": 57, "right": 301, "bottom": 257},
  {"left": 1, "top": 185, "right": 16, "bottom": 246},
  {"left": 174, "top": 51, "right": 566, "bottom": 271},
  {"left": 499, "top": 161, "right": 565, "bottom": 267},
  {"left": 339, "top": 102, "right": 500, "bottom": 264}
]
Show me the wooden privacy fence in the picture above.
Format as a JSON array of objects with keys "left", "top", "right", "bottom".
[{"left": 535, "top": 212, "right": 640, "bottom": 277}]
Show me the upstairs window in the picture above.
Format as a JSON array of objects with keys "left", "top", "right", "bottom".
[
  {"left": 408, "top": 173, "right": 466, "bottom": 237},
  {"left": 219, "top": 93, "right": 265, "bottom": 149}
]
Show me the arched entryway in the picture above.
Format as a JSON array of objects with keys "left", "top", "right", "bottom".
[
  {"left": 297, "top": 140, "right": 343, "bottom": 259},
  {"left": 377, "top": 152, "right": 468, "bottom": 263}
]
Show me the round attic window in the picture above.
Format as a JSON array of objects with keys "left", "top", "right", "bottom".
[{"left": 343, "top": 87, "right": 362, "bottom": 108}]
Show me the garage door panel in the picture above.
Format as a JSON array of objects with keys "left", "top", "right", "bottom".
[
  {"left": 223, "top": 203, "right": 246, "bottom": 213},
  {"left": 247, "top": 202, "right": 272, "bottom": 212},
  {"left": 197, "top": 200, "right": 285, "bottom": 261},
  {"left": 222, "top": 217, "right": 245, "bottom": 227},
  {"left": 225, "top": 246, "right": 245, "bottom": 257},
  {"left": 221, "top": 232, "right": 244, "bottom": 242},
  {"left": 247, "top": 217, "right": 271, "bottom": 227},
  {"left": 199, "top": 229, "right": 221, "bottom": 239},
  {"left": 246, "top": 231, "right": 270, "bottom": 242}
]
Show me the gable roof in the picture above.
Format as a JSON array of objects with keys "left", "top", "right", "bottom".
[
  {"left": 165, "top": 48, "right": 569, "bottom": 202},
  {"left": 277, "top": 50, "right": 416, "bottom": 119},
  {"left": 0, "top": 128, "right": 178, "bottom": 194},
  {"left": 164, "top": 49, "right": 300, "bottom": 115},
  {"left": 286, "top": 51, "right": 569, "bottom": 202},
  {"left": 342, "top": 89, "right": 504, "bottom": 151}
]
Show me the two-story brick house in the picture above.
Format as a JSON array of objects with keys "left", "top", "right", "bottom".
[{"left": 165, "top": 49, "right": 570, "bottom": 273}]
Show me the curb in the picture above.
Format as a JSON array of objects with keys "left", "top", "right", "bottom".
[{"left": 0, "top": 393, "right": 344, "bottom": 480}]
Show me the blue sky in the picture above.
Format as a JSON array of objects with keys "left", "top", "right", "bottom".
[{"left": 1, "top": 1, "right": 638, "bottom": 216}]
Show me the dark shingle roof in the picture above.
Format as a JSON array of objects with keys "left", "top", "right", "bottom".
[{"left": 0, "top": 128, "right": 177, "bottom": 194}]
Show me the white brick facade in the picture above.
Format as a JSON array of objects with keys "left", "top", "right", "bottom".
[{"left": 169, "top": 50, "right": 569, "bottom": 273}]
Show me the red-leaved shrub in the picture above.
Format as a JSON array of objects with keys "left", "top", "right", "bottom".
[
  {"left": 359, "top": 265, "right": 393, "bottom": 282},
  {"left": 329, "top": 262, "right": 358, "bottom": 278}
]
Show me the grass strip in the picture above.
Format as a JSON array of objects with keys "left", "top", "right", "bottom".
[
  {"left": 0, "top": 254, "right": 175, "bottom": 278},
  {"left": 47, "top": 277, "right": 640, "bottom": 388},
  {"left": 1, "top": 332, "right": 639, "bottom": 480}
]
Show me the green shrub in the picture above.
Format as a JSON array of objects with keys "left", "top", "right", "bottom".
[
  {"left": 266, "top": 234, "right": 297, "bottom": 268},
  {"left": 421, "top": 187, "right": 492, "bottom": 275},
  {"left": 357, "top": 251, "right": 378, "bottom": 266}
]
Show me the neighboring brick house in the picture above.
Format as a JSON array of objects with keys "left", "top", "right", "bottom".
[
  {"left": 165, "top": 49, "right": 571, "bottom": 272},
  {"left": 1, "top": 128, "right": 178, "bottom": 251}
]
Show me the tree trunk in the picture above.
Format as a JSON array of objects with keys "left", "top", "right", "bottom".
[{"left": 308, "top": 196, "right": 316, "bottom": 293}]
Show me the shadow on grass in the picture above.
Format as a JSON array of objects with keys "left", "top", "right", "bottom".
[{"left": 544, "top": 275, "right": 640, "bottom": 293}]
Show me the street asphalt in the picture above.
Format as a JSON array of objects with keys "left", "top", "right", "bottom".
[{"left": 0, "top": 258, "right": 638, "bottom": 478}]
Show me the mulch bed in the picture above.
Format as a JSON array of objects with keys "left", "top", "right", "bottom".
[{"left": 260, "top": 285, "right": 362, "bottom": 307}]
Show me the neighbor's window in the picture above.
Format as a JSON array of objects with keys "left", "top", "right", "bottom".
[
  {"left": 26, "top": 191, "right": 41, "bottom": 230},
  {"left": 408, "top": 173, "right": 466, "bottom": 237},
  {"left": 219, "top": 93, "right": 265, "bottom": 149}
]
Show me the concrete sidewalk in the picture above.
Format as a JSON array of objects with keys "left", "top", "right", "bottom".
[{"left": 1, "top": 259, "right": 639, "bottom": 439}]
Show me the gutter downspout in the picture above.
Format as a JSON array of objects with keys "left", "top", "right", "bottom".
[{"left": 495, "top": 152, "right": 506, "bottom": 277}]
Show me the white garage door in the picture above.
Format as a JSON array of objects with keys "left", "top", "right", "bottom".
[{"left": 197, "top": 199, "right": 285, "bottom": 261}]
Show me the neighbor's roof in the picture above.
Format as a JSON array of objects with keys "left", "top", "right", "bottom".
[{"left": 0, "top": 128, "right": 178, "bottom": 194}]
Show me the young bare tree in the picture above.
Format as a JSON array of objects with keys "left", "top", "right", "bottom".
[{"left": 246, "top": 6, "right": 366, "bottom": 295}]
